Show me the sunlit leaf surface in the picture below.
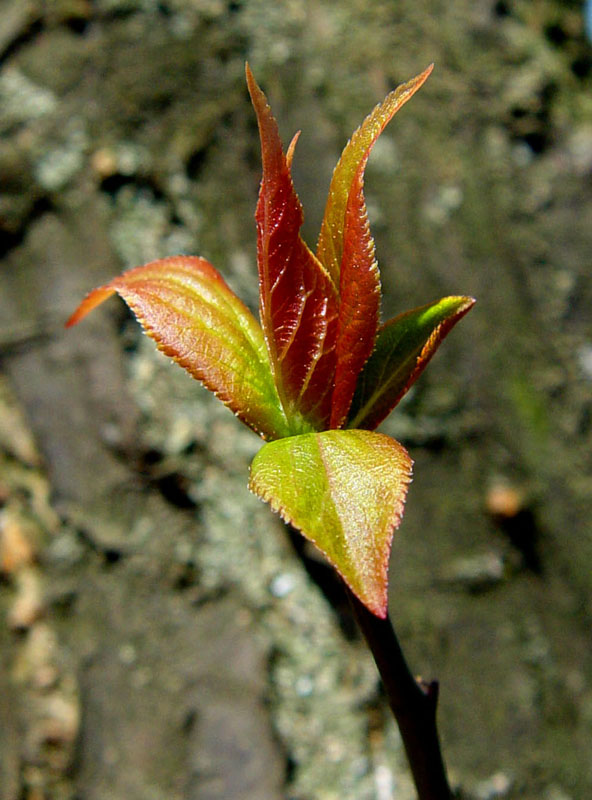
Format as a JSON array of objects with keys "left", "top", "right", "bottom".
[
  {"left": 247, "top": 65, "right": 338, "bottom": 428},
  {"left": 67, "top": 256, "right": 291, "bottom": 440},
  {"left": 347, "top": 296, "right": 475, "bottom": 431},
  {"left": 316, "top": 65, "right": 434, "bottom": 429},
  {"left": 249, "top": 429, "right": 413, "bottom": 617},
  {"left": 317, "top": 64, "right": 433, "bottom": 288}
]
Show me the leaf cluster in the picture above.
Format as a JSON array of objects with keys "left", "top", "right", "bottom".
[{"left": 68, "top": 65, "right": 474, "bottom": 616}]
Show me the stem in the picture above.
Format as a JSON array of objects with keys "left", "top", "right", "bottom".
[{"left": 347, "top": 588, "right": 452, "bottom": 800}]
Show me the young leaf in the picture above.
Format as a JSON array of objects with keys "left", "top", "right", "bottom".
[
  {"left": 328, "top": 166, "right": 381, "bottom": 428},
  {"left": 67, "top": 255, "right": 292, "bottom": 441},
  {"left": 249, "top": 429, "right": 412, "bottom": 617},
  {"left": 246, "top": 64, "right": 339, "bottom": 429},
  {"left": 317, "top": 65, "right": 434, "bottom": 429},
  {"left": 347, "top": 296, "right": 475, "bottom": 431},
  {"left": 317, "top": 64, "right": 434, "bottom": 288}
]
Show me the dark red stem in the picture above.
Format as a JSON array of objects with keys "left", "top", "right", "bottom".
[{"left": 347, "top": 588, "right": 453, "bottom": 800}]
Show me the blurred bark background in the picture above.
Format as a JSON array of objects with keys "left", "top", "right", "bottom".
[{"left": 0, "top": 1, "right": 591, "bottom": 799}]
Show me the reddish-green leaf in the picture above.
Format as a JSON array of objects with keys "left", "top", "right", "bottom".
[
  {"left": 328, "top": 165, "right": 381, "bottom": 428},
  {"left": 249, "top": 429, "right": 413, "bottom": 617},
  {"left": 246, "top": 64, "right": 339, "bottom": 429},
  {"left": 317, "top": 65, "right": 434, "bottom": 429},
  {"left": 67, "top": 255, "right": 291, "bottom": 441},
  {"left": 347, "top": 296, "right": 475, "bottom": 431},
  {"left": 317, "top": 64, "right": 433, "bottom": 288}
]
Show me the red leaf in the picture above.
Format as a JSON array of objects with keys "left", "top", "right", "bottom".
[
  {"left": 67, "top": 256, "right": 291, "bottom": 440},
  {"left": 319, "top": 65, "right": 434, "bottom": 428},
  {"left": 329, "top": 165, "right": 381, "bottom": 428},
  {"left": 317, "top": 64, "right": 434, "bottom": 286},
  {"left": 246, "top": 64, "right": 339, "bottom": 428}
]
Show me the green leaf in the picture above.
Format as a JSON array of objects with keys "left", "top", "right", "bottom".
[
  {"left": 347, "top": 296, "right": 475, "bottom": 431},
  {"left": 67, "top": 255, "right": 291, "bottom": 441},
  {"left": 249, "top": 429, "right": 412, "bottom": 617}
]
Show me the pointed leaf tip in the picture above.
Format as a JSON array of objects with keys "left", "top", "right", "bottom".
[
  {"left": 249, "top": 429, "right": 413, "bottom": 617},
  {"left": 65, "top": 285, "right": 117, "bottom": 327},
  {"left": 67, "top": 255, "right": 291, "bottom": 441},
  {"left": 348, "top": 296, "right": 475, "bottom": 431},
  {"left": 317, "top": 65, "right": 434, "bottom": 428},
  {"left": 317, "top": 63, "right": 434, "bottom": 288},
  {"left": 247, "top": 65, "right": 339, "bottom": 428}
]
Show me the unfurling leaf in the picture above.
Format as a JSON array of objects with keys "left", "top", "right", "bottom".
[
  {"left": 246, "top": 65, "right": 338, "bottom": 428},
  {"left": 317, "top": 64, "right": 434, "bottom": 429},
  {"left": 249, "top": 429, "right": 413, "bottom": 617},
  {"left": 67, "top": 256, "right": 291, "bottom": 441},
  {"left": 328, "top": 165, "right": 381, "bottom": 429},
  {"left": 317, "top": 64, "right": 434, "bottom": 288},
  {"left": 347, "top": 295, "right": 475, "bottom": 431}
]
